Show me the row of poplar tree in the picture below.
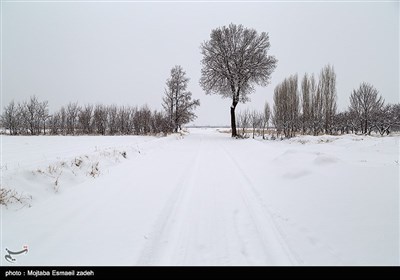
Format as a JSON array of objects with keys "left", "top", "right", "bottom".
[
  {"left": 1, "top": 65, "right": 199, "bottom": 136},
  {"left": 237, "top": 64, "right": 400, "bottom": 139}
]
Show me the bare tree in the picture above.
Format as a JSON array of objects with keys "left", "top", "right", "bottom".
[
  {"left": 37, "top": 100, "right": 49, "bottom": 135},
  {"left": 388, "top": 103, "right": 400, "bottom": 134},
  {"left": 390, "top": 104, "right": 400, "bottom": 133},
  {"left": 133, "top": 106, "right": 142, "bottom": 135},
  {"left": 78, "top": 104, "right": 93, "bottom": 134},
  {"left": 24, "top": 96, "right": 39, "bottom": 135},
  {"left": 261, "top": 101, "right": 271, "bottom": 139},
  {"left": 349, "top": 82, "right": 384, "bottom": 134},
  {"left": 371, "top": 104, "right": 393, "bottom": 135},
  {"left": 150, "top": 110, "right": 169, "bottom": 135},
  {"left": 15, "top": 102, "right": 26, "bottom": 134},
  {"left": 347, "top": 109, "right": 360, "bottom": 134},
  {"left": 1, "top": 100, "right": 18, "bottom": 135},
  {"left": 200, "top": 23, "right": 277, "bottom": 137},
  {"left": 93, "top": 104, "right": 108, "bottom": 135},
  {"left": 310, "top": 74, "right": 323, "bottom": 136},
  {"left": 301, "top": 73, "right": 311, "bottom": 134},
  {"left": 163, "top": 65, "right": 200, "bottom": 132},
  {"left": 237, "top": 109, "right": 250, "bottom": 138},
  {"left": 162, "top": 87, "right": 175, "bottom": 132},
  {"left": 49, "top": 112, "right": 61, "bottom": 135},
  {"left": 141, "top": 105, "right": 152, "bottom": 135},
  {"left": 250, "top": 110, "right": 262, "bottom": 139},
  {"left": 66, "top": 102, "right": 79, "bottom": 135},
  {"left": 117, "top": 106, "right": 131, "bottom": 135},
  {"left": 273, "top": 75, "right": 299, "bottom": 138},
  {"left": 288, "top": 75, "right": 300, "bottom": 137},
  {"left": 108, "top": 105, "right": 118, "bottom": 135},
  {"left": 272, "top": 86, "right": 282, "bottom": 139},
  {"left": 133, "top": 105, "right": 152, "bottom": 135},
  {"left": 59, "top": 106, "right": 67, "bottom": 135},
  {"left": 333, "top": 111, "right": 348, "bottom": 135},
  {"left": 319, "top": 65, "right": 337, "bottom": 134},
  {"left": 9, "top": 96, "right": 49, "bottom": 135}
]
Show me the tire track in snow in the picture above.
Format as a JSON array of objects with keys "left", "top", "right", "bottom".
[
  {"left": 138, "top": 132, "right": 301, "bottom": 265},
  {"left": 220, "top": 143, "right": 304, "bottom": 265},
  {"left": 222, "top": 141, "right": 348, "bottom": 265},
  {"left": 136, "top": 136, "right": 203, "bottom": 265},
  {"left": 179, "top": 136, "right": 232, "bottom": 265}
]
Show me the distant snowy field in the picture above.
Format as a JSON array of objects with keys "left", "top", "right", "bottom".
[{"left": 1, "top": 128, "right": 399, "bottom": 265}]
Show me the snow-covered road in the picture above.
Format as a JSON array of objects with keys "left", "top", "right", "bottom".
[
  {"left": 1, "top": 129, "right": 399, "bottom": 265},
  {"left": 137, "top": 130, "right": 298, "bottom": 265}
]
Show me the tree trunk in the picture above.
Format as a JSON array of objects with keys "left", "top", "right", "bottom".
[{"left": 230, "top": 103, "right": 237, "bottom": 137}]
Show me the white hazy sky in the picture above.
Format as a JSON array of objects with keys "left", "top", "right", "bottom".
[{"left": 2, "top": 1, "right": 399, "bottom": 126}]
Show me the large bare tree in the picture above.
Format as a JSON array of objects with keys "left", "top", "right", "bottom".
[
  {"left": 199, "top": 23, "right": 277, "bottom": 137},
  {"left": 349, "top": 82, "right": 384, "bottom": 134}
]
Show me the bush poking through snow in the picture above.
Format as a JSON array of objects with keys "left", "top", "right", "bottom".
[
  {"left": 33, "top": 148, "right": 127, "bottom": 192},
  {"left": 0, "top": 187, "right": 32, "bottom": 208},
  {"left": 74, "top": 158, "right": 83, "bottom": 167},
  {"left": 89, "top": 162, "right": 100, "bottom": 178},
  {"left": 35, "top": 164, "right": 63, "bottom": 192}
]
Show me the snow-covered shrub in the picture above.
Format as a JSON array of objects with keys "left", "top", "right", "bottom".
[
  {"left": 0, "top": 187, "right": 32, "bottom": 208},
  {"left": 89, "top": 162, "right": 100, "bottom": 178}
]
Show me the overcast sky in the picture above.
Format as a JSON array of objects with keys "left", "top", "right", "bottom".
[{"left": 2, "top": 1, "right": 399, "bottom": 126}]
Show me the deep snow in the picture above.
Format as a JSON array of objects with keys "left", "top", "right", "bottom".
[{"left": 1, "top": 129, "right": 399, "bottom": 265}]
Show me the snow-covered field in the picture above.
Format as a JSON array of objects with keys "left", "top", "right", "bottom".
[{"left": 1, "top": 128, "right": 399, "bottom": 266}]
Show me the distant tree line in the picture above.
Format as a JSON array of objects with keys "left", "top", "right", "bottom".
[
  {"left": 1, "top": 96, "right": 169, "bottom": 136},
  {"left": 1, "top": 65, "right": 199, "bottom": 136},
  {"left": 238, "top": 64, "right": 400, "bottom": 139}
]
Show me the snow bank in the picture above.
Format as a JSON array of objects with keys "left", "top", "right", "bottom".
[{"left": 1, "top": 130, "right": 398, "bottom": 266}]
